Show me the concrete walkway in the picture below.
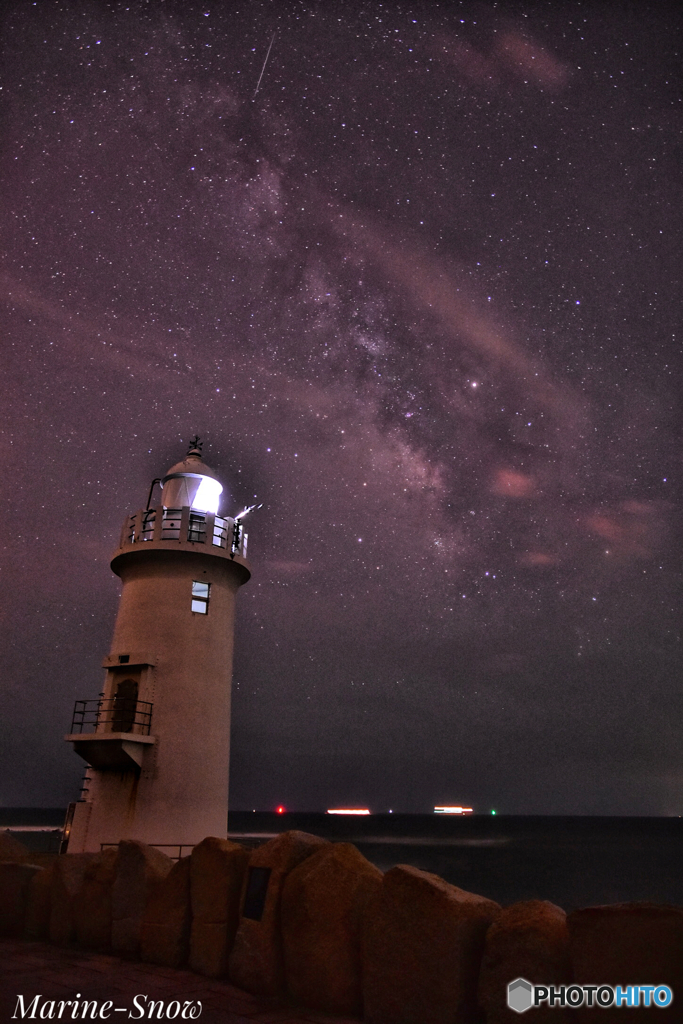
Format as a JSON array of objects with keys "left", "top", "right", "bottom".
[{"left": 0, "top": 941, "right": 360, "bottom": 1024}]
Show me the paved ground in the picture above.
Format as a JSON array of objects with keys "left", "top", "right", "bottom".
[{"left": 0, "top": 941, "right": 361, "bottom": 1024}]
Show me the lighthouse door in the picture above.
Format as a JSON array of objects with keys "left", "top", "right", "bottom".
[{"left": 112, "top": 677, "right": 138, "bottom": 733}]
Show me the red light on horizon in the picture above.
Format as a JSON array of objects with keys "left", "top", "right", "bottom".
[{"left": 276, "top": 805, "right": 286, "bottom": 814}]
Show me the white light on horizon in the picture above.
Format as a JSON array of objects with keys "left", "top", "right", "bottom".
[
  {"left": 326, "top": 808, "right": 371, "bottom": 815},
  {"left": 434, "top": 806, "right": 474, "bottom": 814}
]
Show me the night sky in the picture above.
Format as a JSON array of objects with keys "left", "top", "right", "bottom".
[{"left": 1, "top": 1, "right": 681, "bottom": 816}]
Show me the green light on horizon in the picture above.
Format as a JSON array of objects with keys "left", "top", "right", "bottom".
[{"left": 491, "top": 809, "right": 497, "bottom": 815}]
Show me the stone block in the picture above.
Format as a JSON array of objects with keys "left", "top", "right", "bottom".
[
  {"left": 189, "top": 837, "right": 249, "bottom": 977},
  {"left": 568, "top": 903, "right": 683, "bottom": 1022},
  {"left": 49, "top": 853, "right": 97, "bottom": 946},
  {"left": 478, "top": 900, "right": 572, "bottom": 1023},
  {"left": 0, "top": 863, "right": 44, "bottom": 937},
  {"left": 282, "top": 842, "right": 383, "bottom": 1016},
  {"left": 111, "top": 840, "right": 173, "bottom": 956},
  {"left": 229, "top": 830, "right": 329, "bottom": 996},
  {"left": 23, "top": 862, "right": 56, "bottom": 940},
  {"left": 0, "top": 833, "right": 30, "bottom": 862},
  {"left": 141, "top": 855, "right": 192, "bottom": 968},
  {"left": 74, "top": 847, "right": 119, "bottom": 951},
  {"left": 23, "top": 852, "right": 59, "bottom": 868},
  {"left": 362, "top": 864, "right": 501, "bottom": 1024}
]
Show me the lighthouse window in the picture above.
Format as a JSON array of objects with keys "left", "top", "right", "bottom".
[{"left": 191, "top": 580, "right": 210, "bottom": 614}]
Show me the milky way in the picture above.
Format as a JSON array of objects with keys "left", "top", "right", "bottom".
[{"left": 1, "top": 1, "right": 680, "bottom": 814}]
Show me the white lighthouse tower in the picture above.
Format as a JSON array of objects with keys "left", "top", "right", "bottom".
[{"left": 65, "top": 438, "right": 251, "bottom": 854}]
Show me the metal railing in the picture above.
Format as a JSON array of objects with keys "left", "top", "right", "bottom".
[
  {"left": 213, "top": 515, "right": 230, "bottom": 548},
  {"left": 101, "top": 842, "right": 195, "bottom": 862},
  {"left": 139, "top": 509, "right": 156, "bottom": 542},
  {"left": 122, "top": 507, "right": 247, "bottom": 557},
  {"left": 70, "top": 697, "right": 153, "bottom": 736}
]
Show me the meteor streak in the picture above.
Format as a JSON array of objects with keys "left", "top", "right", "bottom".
[
  {"left": 253, "top": 33, "right": 276, "bottom": 99},
  {"left": 235, "top": 503, "right": 263, "bottom": 522}
]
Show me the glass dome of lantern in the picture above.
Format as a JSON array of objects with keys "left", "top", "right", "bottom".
[{"left": 160, "top": 437, "right": 225, "bottom": 515}]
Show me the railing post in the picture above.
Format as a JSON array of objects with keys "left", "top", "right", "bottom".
[
  {"left": 180, "top": 506, "right": 191, "bottom": 544},
  {"left": 95, "top": 696, "right": 106, "bottom": 734},
  {"left": 132, "top": 509, "right": 144, "bottom": 543},
  {"left": 205, "top": 513, "right": 215, "bottom": 548},
  {"left": 152, "top": 505, "right": 163, "bottom": 542},
  {"left": 120, "top": 515, "right": 133, "bottom": 548}
]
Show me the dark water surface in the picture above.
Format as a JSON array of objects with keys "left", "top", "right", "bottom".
[
  {"left": 228, "top": 812, "right": 683, "bottom": 912},
  {"left": 3, "top": 809, "right": 681, "bottom": 912}
]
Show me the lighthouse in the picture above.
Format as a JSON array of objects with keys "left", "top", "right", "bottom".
[{"left": 65, "top": 439, "right": 251, "bottom": 854}]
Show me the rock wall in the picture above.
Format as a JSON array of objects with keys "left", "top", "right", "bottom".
[{"left": 1, "top": 831, "right": 681, "bottom": 1023}]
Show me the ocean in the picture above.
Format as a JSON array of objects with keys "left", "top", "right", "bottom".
[{"left": 2, "top": 809, "right": 681, "bottom": 913}]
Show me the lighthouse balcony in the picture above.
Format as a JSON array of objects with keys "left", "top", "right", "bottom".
[
  {"left": 65, "top": 698, "right": 155, "bottom": 772},
  {"left": 119, "top": 507, "right": 248, "bottom": 558}
]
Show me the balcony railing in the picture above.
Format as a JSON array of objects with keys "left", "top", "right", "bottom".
[
  {"left": 101, "top": 842, "right": 195, "bottom": 861},
  {"left": 122, "top": 508, "right": 247, "bottom": 557},
  {"left": 71, "top": 698, "right": 153, "bottom": 736}
]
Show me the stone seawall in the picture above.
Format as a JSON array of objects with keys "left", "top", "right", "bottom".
[{"left": 1, "top": 830, "right": 681, "bottom": 1022}]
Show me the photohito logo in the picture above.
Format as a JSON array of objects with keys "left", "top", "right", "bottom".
[{"left": 507, "top": 978, "right": 674, "bottom": 1013}]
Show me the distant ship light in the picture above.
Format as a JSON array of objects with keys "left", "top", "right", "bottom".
[
  {"left": 434, "top": 806, "right": 473, "bottom": 814},
  {"left": 326, "top": 808, "right": 371, "bottom": 815}
]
